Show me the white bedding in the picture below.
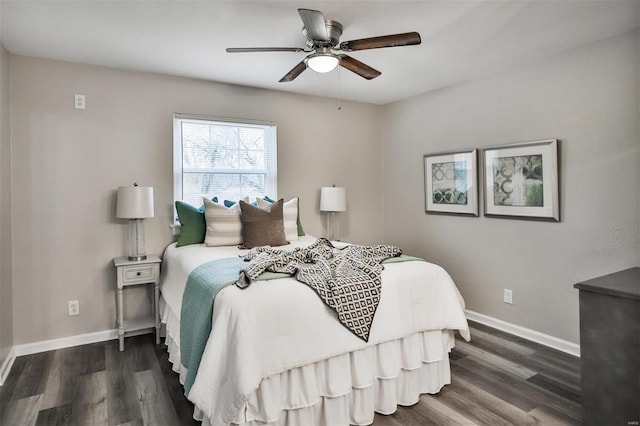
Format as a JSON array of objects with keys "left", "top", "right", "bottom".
[{"left": 160, "top": 236, "right": 470, "bottom": 425}]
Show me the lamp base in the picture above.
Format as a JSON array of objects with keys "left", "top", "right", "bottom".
[
  {"left": 126, "top": 219, "right": 147, "bottom": 262},
  {"left": 127, "top": 255, "right": 147, "bottom": 261},
  {"left": 328, "top": 211, "right": 336, "bottom": 241}
]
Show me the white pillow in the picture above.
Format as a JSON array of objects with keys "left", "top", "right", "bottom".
[
  {"left": 203, "top": 198, "right": 242, "bottom": 246},
  {"left": 256, "top": 197, "right": 298, "bottom": 241}
]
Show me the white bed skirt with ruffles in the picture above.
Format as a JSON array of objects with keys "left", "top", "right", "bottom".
[{"left": 162, "top": 302, "right": 456, "bottom": 426}]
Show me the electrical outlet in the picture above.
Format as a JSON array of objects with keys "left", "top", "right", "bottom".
[
  {"left": 74, "top": 94, "right": 86, "bottom": 110},
  {"left": 68, "top": 300, "right": 80, "bottom": 316},
  {"left": 503, "top": 289, "right": 513, "bottom": 304}
]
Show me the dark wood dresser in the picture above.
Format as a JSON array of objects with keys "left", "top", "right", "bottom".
[{"left": 574, "top": 267, "right": 639, "bottom": 426}]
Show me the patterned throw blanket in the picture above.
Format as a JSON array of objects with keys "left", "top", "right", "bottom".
[{"left": 237, "top": 238, "right": 402, "bottom": 341}]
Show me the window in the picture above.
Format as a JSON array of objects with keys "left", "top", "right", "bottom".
[{"left": 173, "top": 114, "right": 277, "bottom": 214}]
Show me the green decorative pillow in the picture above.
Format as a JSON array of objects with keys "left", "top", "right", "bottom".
[
  {"left": 175, "top": 197, "right": 217, "bottom": 247},
  {"left": 263, "top": 196, "right": 305, "bottom": 236},
  {"left": 239, "top": 199, "right": 287, "bottom": 249}
]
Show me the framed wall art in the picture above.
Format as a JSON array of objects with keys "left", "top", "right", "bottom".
[
  {"left": 483, "top": 139, "right": 559, "bottom": 221},
  {"left": 424, "top": 149, "right": 478, "bottom": 216}
]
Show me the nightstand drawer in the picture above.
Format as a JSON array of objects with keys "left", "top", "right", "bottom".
[{"left": 120, "top": 264, "right": 158, "bottom": 285}]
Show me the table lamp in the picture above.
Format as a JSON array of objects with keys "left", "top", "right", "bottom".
[
  {"left": 320, "top": 186, "right": 347, "bottom": 241},
  {"left": 116, "top": 183, "right": 154, "bottom": 260}
]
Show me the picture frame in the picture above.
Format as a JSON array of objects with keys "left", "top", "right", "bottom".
[
  {"left": 483, "top": 139, "right": 559, "bottom": 221},
  {"left": 424, "top": 149, "right": 478, "bottom": 216}
]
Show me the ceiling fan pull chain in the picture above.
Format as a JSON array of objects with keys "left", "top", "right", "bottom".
[{"left": 337, "top": 66, "right": 342, "bottom": 111}]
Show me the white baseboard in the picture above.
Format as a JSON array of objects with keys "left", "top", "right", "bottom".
[
  {"left": 465, "top": 309, "right": 580, "bottom": 357},
  {"left": 13, "top": 327, "right": 154, "bottom": 357},
  {"left": 0, "top": 347, "right": 16, "bottom": 385},
  {"left": 0, "top": 328, "right": 154, "bottom": 384}
]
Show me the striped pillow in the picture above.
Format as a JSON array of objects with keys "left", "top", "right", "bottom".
[
  {"left": 203, "top": 198, "right": 243, "bottom": 246},
  {"left": 256, "top": 197, "right": 298, "bottom": 241}
]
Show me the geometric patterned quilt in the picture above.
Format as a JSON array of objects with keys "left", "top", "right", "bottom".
[{"left": 236, "top": 238, "right": 402, "bottom": 341}]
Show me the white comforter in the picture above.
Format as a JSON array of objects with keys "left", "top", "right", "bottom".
[{"left": 160, "top": 236, "right": 469, "bottom": 425}]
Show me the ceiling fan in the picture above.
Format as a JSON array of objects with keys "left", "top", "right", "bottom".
[{"left": 226, "top": 8, "right": 421, "bottom": 82}]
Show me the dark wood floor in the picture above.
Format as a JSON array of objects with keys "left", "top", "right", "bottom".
[
  {"left": 374, "top": 321, "right": 581, "bottom": 426},
  {"left": 0, "top": 321, "right": 581, "bottom": 425}
]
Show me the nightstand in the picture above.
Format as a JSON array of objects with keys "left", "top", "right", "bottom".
[{"left": 113, "top": 255, "right": 162, "bottom": 351}]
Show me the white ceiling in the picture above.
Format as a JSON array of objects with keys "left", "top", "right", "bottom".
[{"left": 1, "top": 1, "right": 639, "bottom": 105}]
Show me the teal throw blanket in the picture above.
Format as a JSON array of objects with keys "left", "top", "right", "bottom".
[{"left": 180, "top": 257, "right": 245, "bottom": 395}]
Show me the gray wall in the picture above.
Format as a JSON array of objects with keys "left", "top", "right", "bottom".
[
  {"left": 4, "top": 29, "right": 639, "bottom": 349},
  {"left": 382, "top": 30, "right": 640, "bottom": 344},
  {"left": 9, "top": 55, "right": 384, "bottom": 345},
  {"left": 0, "top": 39, "right": 14, "bottom": 367}
]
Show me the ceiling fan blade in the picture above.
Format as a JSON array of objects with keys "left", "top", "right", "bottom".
[
  {"left": 226, "top": 47, "right": 305, "bottom": 53},
  {"left": 298, "top": 8, "right": 329, "bottom": 41},
  {"left": 339, "top": 32, "right": 421, "bottom": 52},
  {"left": 338, "top": 55, "right": 381, "bottom": 80},
  {"left": 279, "top": 61, "right": 307, "bottom": 82}
]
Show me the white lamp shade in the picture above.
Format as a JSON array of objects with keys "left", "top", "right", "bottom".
[
  {"left": 320, "top": 187, "right": 347, "bottom": 212},
  {"left": 116, "top": 186, "right": 154, "bottom": 218}
]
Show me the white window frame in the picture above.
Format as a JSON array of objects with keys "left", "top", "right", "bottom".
[{"left": 173, "top": 113, "right": 277, "bottom": 222}]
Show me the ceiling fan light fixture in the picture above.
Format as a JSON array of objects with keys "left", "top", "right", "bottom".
[
  {"left": 227, "top": 8, "right": 421, "bottom": 82},
  {"left": 306, "top": 52, "right": 340, "bottom": 73}
]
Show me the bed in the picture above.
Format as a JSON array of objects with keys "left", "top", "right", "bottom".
[{"left": 159, "top": 233, "right": 470, "bottom": 426}]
